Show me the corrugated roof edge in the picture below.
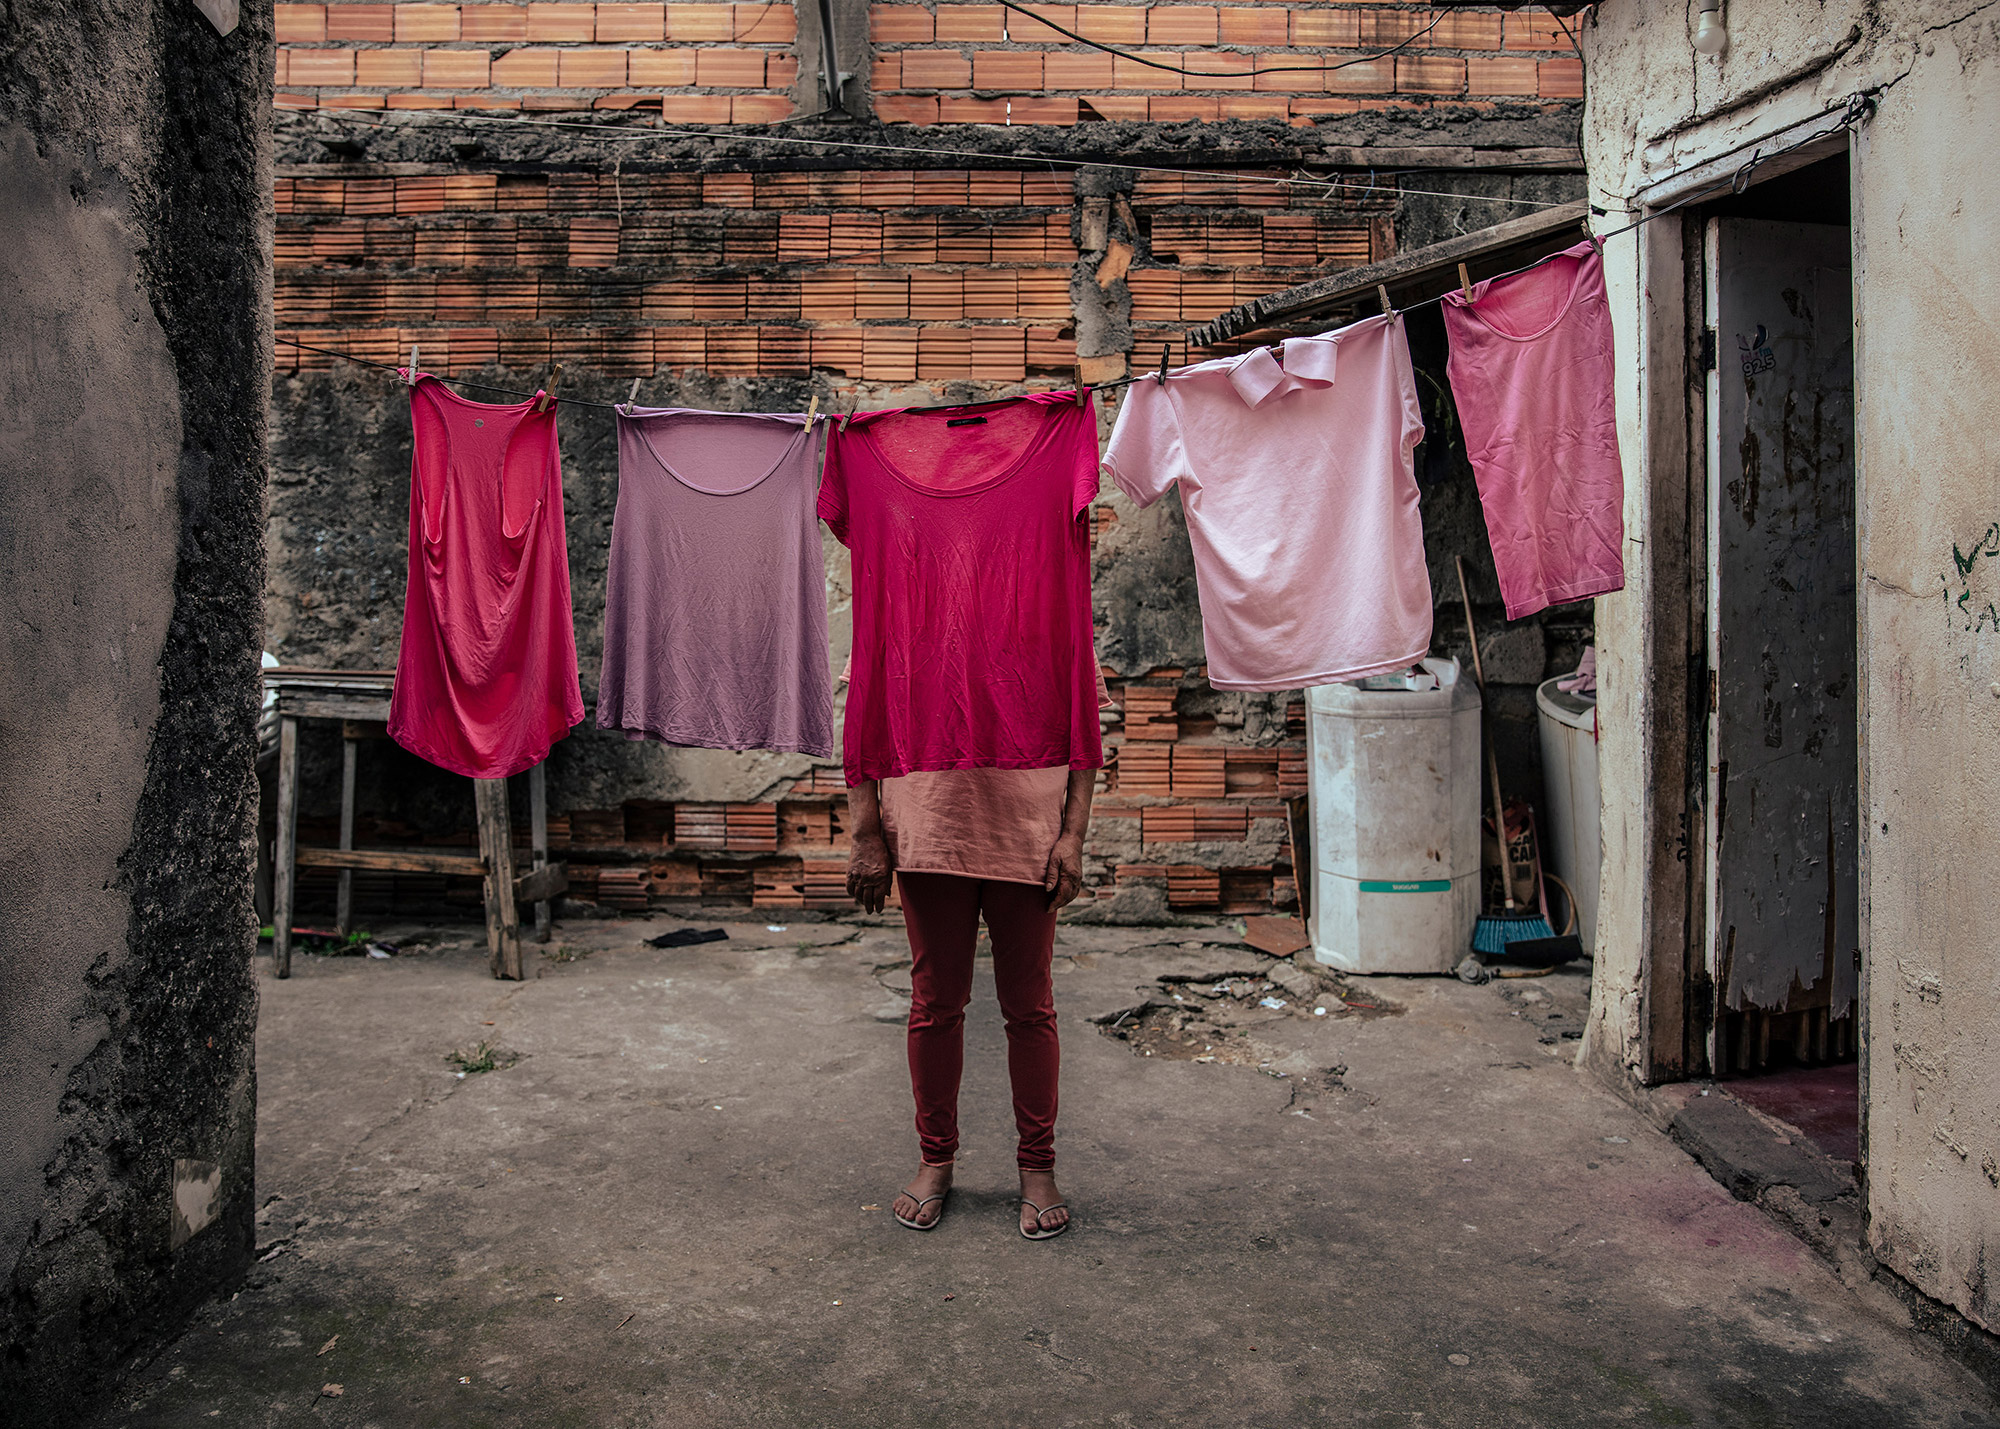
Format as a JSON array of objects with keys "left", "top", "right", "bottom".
[{"left": 1184, "top": 199, "right": 1592, "bottom": 349}]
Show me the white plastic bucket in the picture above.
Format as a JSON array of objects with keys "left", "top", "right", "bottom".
[
  {"left": 1306, "top": 658, "right": 1482, "bottom": 975},
  {"left": 1535, "top": 678, "right": 1600, "bottom": 954}
]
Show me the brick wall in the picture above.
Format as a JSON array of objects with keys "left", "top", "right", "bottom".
[
  {"left": 272, "top": 0, "right": 1581, "bottom": 120},
  {"left": 272, "top": 162, "right": 1392, "bottom": 382},
  {"left": 869, "top": 1, "right": 1581, "bottom": 126},
  {"left": 266, "top": 1, "right": 1586, "bottom": 924},
  {"left": 276, "top": 1, "right": 802, "bottom": 119}
]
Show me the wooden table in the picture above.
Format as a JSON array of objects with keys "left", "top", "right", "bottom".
[{"left": 266, "top": 668, "right": 565, "bottom": 980}]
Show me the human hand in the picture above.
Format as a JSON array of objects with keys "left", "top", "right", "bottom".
[
  {"left": 848, "top": 828, "right": 894, "bottom": 914},
  {"left": 1042, "top": 832, "right": 1084, "bottom": 909}
]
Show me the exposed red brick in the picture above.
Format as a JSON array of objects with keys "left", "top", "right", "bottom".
[
  {"left": 854, "top": 269, "right": 909, "bottom": 320},
  {"left": 285, "top": 48, "right": 355, "bottom": 84},
  {"left": 356, "top": 48, "right": 423, "bottom": 85},
  {"left": 1431, "top": 12, "right": 1504, "bottom": 50},
  {"left": 1147, "top": 5, "right": 1216, "bottom": 44},
  {"left": 969, "top": 326, "right": 1025, "bottom": 381},
  {"left": 736, "top": 4, "right": 794, "bottom": 40},
  {"left": 811, "top": 326, "right": 865, "bottom": 375},
  {"left": 657, "top": 93, "right": 735, "bottom": 123},
  {"left": 1006, "top": 3, "right": 1074, "bottom": 42},
  {"left": 1505, "top": 12, "right": 1570, "bottom": 49},
  {"left": 1149, "top": 95, "right": 1217, "bottom": 122},
  {"left": 870, "top": 3, "right": 933, "bottom": 41},
  {"left": 394, "top": 3, "right": 459, "bottom": 40},
  {"left": 665, "top": 1, "right": 735, "bottom": 40},
  {"left": 1326, "top": 58, "right": 1393, "bottom": 95},
  {"left": 1467, "top": 55, "right": 1538, "bottom": 95},
  {"left": 558, "top": 47, "right": 628, "bottom": 85},
  {"left": 908, "top": 270, "right": 963, "bottom": 321},
  {"left": 1217, "top": 5, "right": 1286, "bottom": 45},
  {"left": 934, "top": 3, "right": 1003, "bottom": 41},
  {"left": 596, "top": 2, "right": 665, "bottom": 40},
  {"left": 461, "top": 2, "right": 530, "bottom": 40},
  {"left": 899, "top": 50, "right": 972, "bottom": 88},
  {"left": 972, "top": 50, "right": 1042, "bottom": 89},
  {"left": 1397, "top": 55, "right": 1466, "bottom": 95},
  {"left": 1539, "top": 57, "right": 1583, "bottom": 99},
  {"left": 327, "top": 3, "right": 395, "bottom": 40},
  {"left": 875, "top": 94, "right": 939, "bottom": 126},
  {"left": 1008, "top": 96, "right": 1078, "bottom": 124},
  {"left": 861, "top": 326, "right": 919, "bottom": 381},
  {"left": 695, "top": 47, "right": 765, "bottom": 86},
  {"left": 525, "top": 1, "right": 595, "bottom": 40},
  {"left": 1075, "top": 3, "right": 1144, "bottom": 42},
  {"left": 1045, "top": 51, "right": 1114, "bottom": 89},
  {"left": 778, "top": 212, "right": 832, "bottom": 262},
  {"left": 276, "top": 3, "right": 326, "bottom": 41},
  {"left": 938, "top": 96, "right": 1008, "bottom": 123},
  {"left": 732, "top": 92, "right": 792, "bottom": 121},
  {"left": 626, "top": 45, "right": 696, "bottom": 83}
]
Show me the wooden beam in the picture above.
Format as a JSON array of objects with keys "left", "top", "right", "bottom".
[
  {"left": 1183, "top": 199, "right": 1592, "bottom": 348},
  {"left": 336, "top": 736, "right": 358, "bottom": 936},
  {"left": 529, "top": 761, "right": 552, "bottom": 944},
  {"left": 475, "top": 777, "right": 523, "bottom": 980},
  {"left": 514, "top": 861, "right": 568, "bottom": 906},
  {"left": 273, "top": 715, "right": 300, "bottom": 979},
  {"left": 295, "top": 847, "right": 487, "bottom": 877}
]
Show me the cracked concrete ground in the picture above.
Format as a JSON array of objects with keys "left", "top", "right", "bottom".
[{"left": 94, "top": 916, "right": 1997, "bottom": 1427}]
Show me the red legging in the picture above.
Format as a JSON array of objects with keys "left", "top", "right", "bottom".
[{"left": 897, "top": 871, "right": 1060, "bottom": 1172}]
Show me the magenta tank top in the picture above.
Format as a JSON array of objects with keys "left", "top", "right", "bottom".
[
  {"left": 818, "top": 392, "right": 1104, "bottom": 785},
  {"left": 387, "top": 377, "right": 584, "bottom": 779},
  {"left": 597, "top": 407, "right": 834, "bottom": 757}
]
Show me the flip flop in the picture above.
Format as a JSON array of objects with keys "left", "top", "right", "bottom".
[
  {"left": 893, "top": 1192, "right": 949, "bottom": 1232},
  {"left": 1019, "top": 1198, "right": 1070, "bottom": 1241}
]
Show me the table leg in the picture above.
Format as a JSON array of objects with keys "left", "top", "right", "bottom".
[
  {"left": 336, "top": 736, "right": 357, "bottom": 936},
  {"left": 273, "top": 716, "right": 300, "bottom": 979},
  {"left": 529, "top": 760, "right": 551, "bottom": 944}
]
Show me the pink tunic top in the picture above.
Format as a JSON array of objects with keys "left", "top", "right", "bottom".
[
  {"left": 820, "top": 393, "right": 1105, "bottom": 785},
  {"left": 597, "top": 408, "right": 833, "bottom": 757},
  {"left": 1103, "top": 314, "right": 1430, "bottom": 690},
  {"left": 387, "top": 378, "right": 583, "bottom": 779},
  {"left": 1443, "top": 241, "right": 1626, "bottom": 619}
]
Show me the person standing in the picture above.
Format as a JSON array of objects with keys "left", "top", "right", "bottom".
[{"left": 847, "top": 765, "right": 1096, "bottom": 1240}]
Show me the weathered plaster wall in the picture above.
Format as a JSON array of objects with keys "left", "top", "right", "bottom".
[
  {"left": 0, "top": 2, "right": 272, "bottom": 1420},
  {"left": 1579, "top": 0, "right": 2000, "bottom": 1338}
]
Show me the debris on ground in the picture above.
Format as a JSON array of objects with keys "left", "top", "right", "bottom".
[
  {"left": 645, "top": 927, "right": 729, "bottom": 949},
  {"left": 1240, "top": 915, "right": 1310, "bottom": 957}
]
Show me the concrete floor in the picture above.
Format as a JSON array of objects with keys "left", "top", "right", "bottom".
[{"left": 98, "top": 916, "right": 1996, "bottom": 1428}]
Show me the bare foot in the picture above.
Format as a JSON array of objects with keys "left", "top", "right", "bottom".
[
  {"left": 1019, "top": 1168, "right": 1069, "bottom": 1237},
  {"left": 892, "top": 1161, "right": 953, "bottom": 1229}
]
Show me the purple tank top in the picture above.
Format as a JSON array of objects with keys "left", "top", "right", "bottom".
[{"left": 597, "top": 408, "right": 834, "bottom": 757}]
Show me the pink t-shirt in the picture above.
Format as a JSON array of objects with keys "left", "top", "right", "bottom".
[
  {"left": 819, "top": 393, "right": 1105, "bottom": 785},
  {"left": 1443, "top": 241, "right": 1626, "bottom": 619},
  {"left": 1103, "top": 314, "right": 1430, "bottom": 691}
]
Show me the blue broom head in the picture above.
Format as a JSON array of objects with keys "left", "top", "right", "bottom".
[{"left": 1470, "top": 910, "right": 1556, "bottom": 954}]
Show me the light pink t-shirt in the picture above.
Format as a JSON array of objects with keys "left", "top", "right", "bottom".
[
  {"left": 1443, "top": 241, "right": 1625, "bottom": 620},
  {"left": 1102, "top": 314, "right": 1430, "bottom": 691}
]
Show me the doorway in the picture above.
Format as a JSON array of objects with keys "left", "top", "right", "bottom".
[{"left": 1695, "top": 154, "right": 1859, "bottom": 1152}]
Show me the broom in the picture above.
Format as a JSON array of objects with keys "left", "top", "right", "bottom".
[{"left": 1456, "top": 555, "right": 1556, "bottom": 954}]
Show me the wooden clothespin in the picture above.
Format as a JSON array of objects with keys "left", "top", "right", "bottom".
[
  {"left": 1377, "top": 284, "right": 1394, "bottom": 316},
  {"left": 624, "top": 377, "right": 642, "bottom": 412},
  {"left": 1073, "top": 364, "right": 1088, "bottom": 408},
  {"left": 405, "top": 344, "right": 420, "bottom": 386},
  {"left": 805, "top": 394, "right": 819, "bottom": 426},
  {"left": 1155, "top": 343, "right": 1170, "bottom": 386},
  {"left": 536, "top": 362, "right": 562, "bottom": 414},
  {"left": 1458, "top": 263, "right": 1473, "bottom": 301}
]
